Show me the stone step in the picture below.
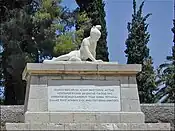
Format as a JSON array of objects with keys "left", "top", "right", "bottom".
[
  {"left": 25, "top": 111, "right": 145, "bottom": 123},
  {"left": 6, "top": 123, "right": 171, "bottom": 130}
]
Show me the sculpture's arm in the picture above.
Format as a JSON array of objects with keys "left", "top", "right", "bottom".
[
  {"left": 91, "top": 42, "right": 97, "bottom": 59},
  {"left": 91, "top": 51, "right": 96, "bottom": 59},
  {"left": 83, "top": 45, "right": 97, "bottom": 62}
]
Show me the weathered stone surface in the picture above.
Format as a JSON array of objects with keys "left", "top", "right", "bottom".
[
  {"left": 97, "top": 64, "right": 141, "bottom": 72},
  {"left": 120, "top": 112, "right": 145, "bottom": 123},
  {"left": 73, "top": 113, "right": 96, "bottom": 123},
  {"left": 46, "top": 123, "right": 64, "bottom": 130},
  {"left": 1, "top": 104, "right": 174, "bottom": 129},
  {"left": 121, "top": 99, "right": 141, "bottom": 112},
  {"left": 81, "top": 75, "right": 105, "bottom": 80},
  {"left": 62, "top": 75, "right": 82, "bottom": 80},
  {"left": 141, "top": 104, "right": 175, "bottom": 130},
  {"left": 5, "top": 123, "right": 171, "bottom": 130},
  {"left": 18, "top": 112, "right": 144, "bottom": 123},
  {"left": 23, "top": 112, "right": 144, "bottom": 123},
  {"left": 3, "top": 63, "right": 173, "bottom": 131},
  {"left": 22, "top": 63, "right": 142, "bottom": 80},
  {"left": 30, "top": 76, "right": 40, "bottom": 85},
  {"left": 25, "top": 112, "right": 50, "bottom": 123},
  {"left": 147, "top": 123, "right": 171, "bottom": 130},
  {"left": 30, "top": 123, "right": 47, "bottom": 130},
  {"left": 121, "top": 88, "right": 139, "bottom": 100},
  {"left": 95, "top": 113, "right": 120, "bottom": 123},
  {"left": 0, "top": 106, "right": 24, "bottom": 123},
  {"left": 29, "top": 85, "right": 47, "bottom": 99},
  {"left": 50, "top": 113, "right": 74, "bottom": 123},
  {"left": 64, "top": 63, "right": 97, "bottom": 71},
  {"left": 27, "top": 98, "right": 48, "bottom": 112},
  {"left": 6, "top": 123, "right": 30, "bottom": 130}
]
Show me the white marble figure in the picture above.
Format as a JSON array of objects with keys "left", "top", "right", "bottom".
[{"left": 43, "top": 25, "right": 103, "bottom": 63}]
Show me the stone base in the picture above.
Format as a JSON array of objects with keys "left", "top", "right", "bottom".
[
  {"left": 24, "top": 112, "right": 145, "bottom": 123},
  {"left": 6, "top": 123, "right": 171, "bottom": 130},
  {"left": 16, "top": 63, "right": 171, "bottom": 131}
]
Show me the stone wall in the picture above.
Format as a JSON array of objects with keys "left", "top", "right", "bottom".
[
  {"left": 0, "top": 104, "right": 174, "bottom": 130},
  {"left": 141, "top": 104, "right": 174, "bottom": 126}
]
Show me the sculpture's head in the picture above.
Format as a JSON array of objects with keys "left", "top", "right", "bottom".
[{"left": 90, "top": 25, "right": 101, "bottom": 42}]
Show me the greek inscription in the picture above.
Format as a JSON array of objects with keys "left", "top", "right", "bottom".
[
  {"left": 48, "top": 85, "right": 121, "bottom": 111},
  {"left": 50, "top": 87, "right": 119, "bottom": 102}
]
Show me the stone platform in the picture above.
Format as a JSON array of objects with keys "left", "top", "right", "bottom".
[
  {"left": 6, "top": 123, "right": 170, "bottom": 130},
  {"left": 5, "top": 62, "right": 171, "bottom": 130}
]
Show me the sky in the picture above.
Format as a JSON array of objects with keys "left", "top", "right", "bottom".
[
  {"left": 62, "top": 0, "right": 173, "bottom": 69},
  {"left": 105, "top": 0, "right": 173, "bottom": 68}
]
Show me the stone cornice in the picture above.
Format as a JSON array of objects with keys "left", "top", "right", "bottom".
[{"left": 22, "top": 62, "right": 142, "bottom": 80}]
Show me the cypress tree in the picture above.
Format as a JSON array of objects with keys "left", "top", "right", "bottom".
[
  {"left": 125, "top": 0, "right": 156, "bottom": 103},
  {"left": 75, "top": 0, "right": 109, "bottom": 61}
]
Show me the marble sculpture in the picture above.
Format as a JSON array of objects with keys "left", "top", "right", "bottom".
[{"left": 43, "top": 25, "right": 103, "bottom": 63}]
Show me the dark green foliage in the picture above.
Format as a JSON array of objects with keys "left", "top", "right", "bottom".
[
  {"left": 155, "top": 19, "right": 175, "bottom": 103},
  {"left": 1, "top": 8, "right": 36, "bottom": 104},
  {"left": 0, "top": 0, "right": 90, "bottom": 104},
  {"left": 30, "top": 0, "right": 63, "bottom": 60},
  {"left": 73, "top": 8, "right": 92, "bottom": 49},
  {"left": 0, "top": 0, "right": 61, "bottom": 104},
  {"left": 0, "top": 45, "right": 3, "bottom": 104},
  {"left": 0, "top": 0, "right": 37, "bottom": 104},
  {"left": 125, "top": 0, "right": 151, "bottom": 64},
  {"left": 136, "top": 57, "right": 156, "bottom": 103},
  {"left": 75, "top": 0, "right": 109, "bottom": 61},
  {"left": 0, "top": 43, "right": 3, "bottom": 88},
  {"left": 0, "top": 0, "right": 33, "bottom": 21},
  {"left": 125, "top": 0, "right": 156, "bottom": 103}
]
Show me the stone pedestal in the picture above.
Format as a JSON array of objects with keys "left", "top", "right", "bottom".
[{"left": 6, "top": 62, "right": 171, "bottom": 130}]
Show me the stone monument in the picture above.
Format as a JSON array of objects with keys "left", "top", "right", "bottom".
[
  {"left": 6, "top": 25, "right": 170, "bottom": 130},
  {"left": 43, "top": 25, "right": 103, "bottom": 63}
]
